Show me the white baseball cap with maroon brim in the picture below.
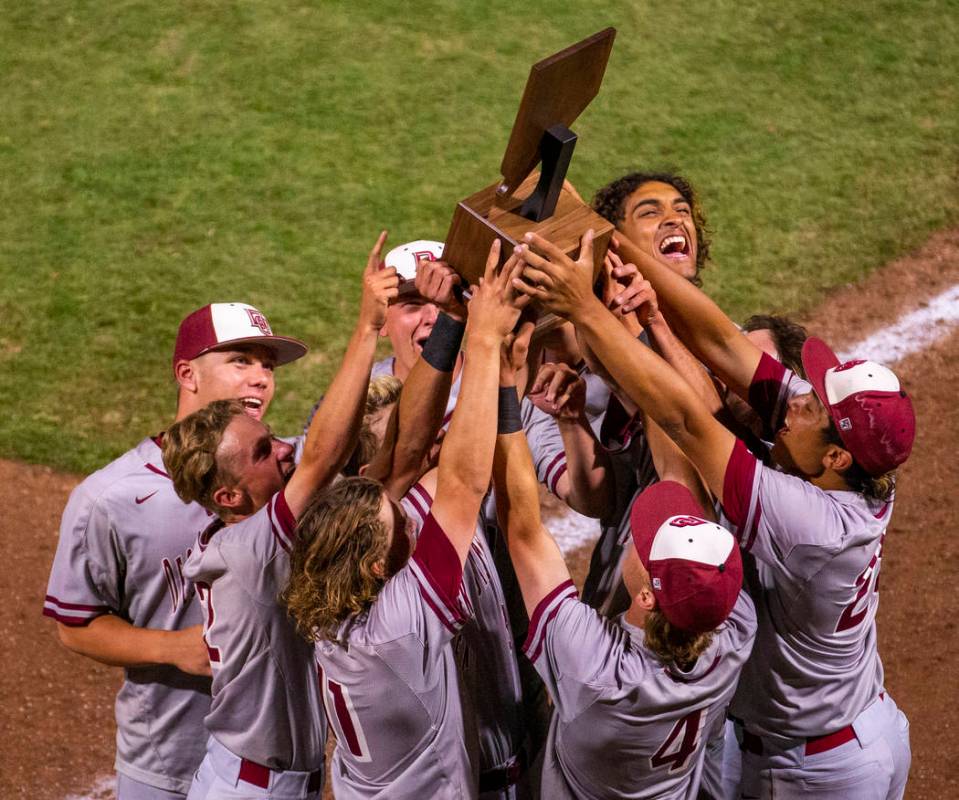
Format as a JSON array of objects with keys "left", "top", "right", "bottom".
[
  {"left": 172, "top": 302, "right": 307, "bottom": 374},
  {"left": 801, "top": 337, "right": 915, "bottom": 477},
  {"left": 629, "top": 481, "right": 742, "bottom": 635}
]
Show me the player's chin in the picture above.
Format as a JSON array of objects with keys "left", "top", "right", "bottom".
[{"left": 657, "top": 252, "right": 697, "bottom": 279}]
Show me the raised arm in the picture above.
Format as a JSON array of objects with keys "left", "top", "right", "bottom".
[
  {"left": 493, "top": 356, "right": 571, "bottom": 615},
  {"left": 285, "top": 232, "right": 398, "bottom": 517},
  {"left": 514, "top": 231, "right": 736, "bottom": 500},
  {"left": 430, "top": 243, "right": 528, "bottom": 564},
  {"left": 613, "top": 234, "right": 762, "bottom": 400}
]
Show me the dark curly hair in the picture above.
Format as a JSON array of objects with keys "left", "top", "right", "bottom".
[{"left": 592, "top": 171, "right": 711, "bottom": 281}]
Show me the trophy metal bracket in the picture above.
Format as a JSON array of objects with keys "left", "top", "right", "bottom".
[{"left": 519, "top": 124, "right": 577, "bottom": 223}]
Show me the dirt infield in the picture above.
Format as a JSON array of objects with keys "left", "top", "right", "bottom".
[{"left": 3, "top": 229, "right": 958, "bottom": 799}]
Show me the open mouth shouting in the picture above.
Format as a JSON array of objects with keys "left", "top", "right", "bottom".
[{"left": 658, "top": 232, "right": 691, "bottom": 261}]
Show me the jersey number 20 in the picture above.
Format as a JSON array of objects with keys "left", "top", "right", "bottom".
[{"left": 650, "top": 709, "right": 705, "bottom": 773}]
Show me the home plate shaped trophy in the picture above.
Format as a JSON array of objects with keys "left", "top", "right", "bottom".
[{"left": 443, "top": 27, "right": 617, "bottom": 336}]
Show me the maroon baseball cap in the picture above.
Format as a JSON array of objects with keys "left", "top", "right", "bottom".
[
  {"left": 801, "top": 337, "right": 915, "bottom": 477},
  {"left": 629, "top": 481, "right": 742, "bottom": 634},
  {"left": 172, "top": 302, "right": 307, "bottom": 374}
]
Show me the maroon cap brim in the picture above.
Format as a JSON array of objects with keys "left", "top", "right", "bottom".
[
  {"left": 204, "top": 335, "right": 308, "bottom": 367},
  {"left": 801, "top": 337, "right": 841, "bottom": 414},
  {"left": 629, "top": 481, "right": 706, "bottom": 566}
]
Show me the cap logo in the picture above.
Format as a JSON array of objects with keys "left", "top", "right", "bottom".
[
  {"left": 652, "top": 578, "right": 662, "bottom": 590},
  {"left": 246, "top": 308, "right": 273, "bottom": 335},
  {"left": 839, "top": 417, "right": 853, "bottom": 431},
  {"left": 412, "top": 250, "right": 438, "bottom": 263},
  {"left": 669, "top": 516, "right": 706, "bottom": 528}
]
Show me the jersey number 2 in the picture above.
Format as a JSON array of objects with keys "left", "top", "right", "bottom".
[{"left": 650, "top": 709, "right": 705, "bottom": 774}]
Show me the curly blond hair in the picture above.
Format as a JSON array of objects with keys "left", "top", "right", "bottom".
[
  {"left": 282, "top": 477, "right": 390, "bottom": 644},
  {"left": 643, "top": 609, "right": 715, "bottom": 672},
  {"left": 162, "top": 399, "right": 246, "bottom": 516}
]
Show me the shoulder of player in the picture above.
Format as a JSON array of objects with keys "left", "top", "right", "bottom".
[{"left": 64, "top": 438, "right": 208, "bottom": 528}]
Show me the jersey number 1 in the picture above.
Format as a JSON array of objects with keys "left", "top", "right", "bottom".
[{"left": 650, "top": 709, "right": 705, "bottom": 774}]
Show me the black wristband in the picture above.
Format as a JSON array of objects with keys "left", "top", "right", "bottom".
[
  {"left": 421, "top": 313, "right": 465, "bottom": 372},
  {"left": 498, "top": 386, "right": 523, "bottom": 434}
]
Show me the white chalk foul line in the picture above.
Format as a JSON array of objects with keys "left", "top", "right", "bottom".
[
  {"left": 550, "top": 282, "right": 959, "bottom": 556},
  {"left": 63, "top": 774, "right": 115, "bottom": 800},
  {"left": 837, "top": 284, "right": 959, "bottom": 365}
]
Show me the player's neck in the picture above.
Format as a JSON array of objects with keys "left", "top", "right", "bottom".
[{"left": 623, "top": 602, "right": 649, "bottom": 630}]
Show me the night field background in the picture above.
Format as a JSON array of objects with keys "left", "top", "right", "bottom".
[{"left": 1, "top": 1, "right": 956, "bottom": 473}]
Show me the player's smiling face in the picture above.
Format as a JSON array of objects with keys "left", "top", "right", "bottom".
[
  {"left": 381, "top": 296, "right": 439, "bottom": 379},
  {"left": 191, "top": 344, "right": 277, "bottom": 421},
  {"left": 620, "top": 181, "right": 698, "bottom": 280},
  {"left": 377, "top": 492, "right": 415, "bottom": 577},
  {"left": 217, "top": 413, "right": 295, "bottom": 518},
  {"left": 771, "top": 391, "right": 833, "bottom": 477}
]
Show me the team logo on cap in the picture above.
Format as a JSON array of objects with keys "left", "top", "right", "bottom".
[
  {"left": 412, "top": 250, "right": 438, "bottom": 264},
  {"left": 246, "top": 308, "right": 272, "bottom": 335},
  {"left": 669, "top": 516, "right": 706, "bottom": 528},
  {"left": 839, "top": 417, "right": 853, "bottom": 431}
]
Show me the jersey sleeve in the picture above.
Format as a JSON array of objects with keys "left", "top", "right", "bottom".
[
  {"left": 407, "top": 512, "right": 470, "bottom": 636},
  {"left": 522, "top": 580, "right": 617, "bottom": 720},
  {"left": 722, "top": 440, "right": 846, "bottom": 582},
  {"left": 43, "top": 485, "right": 120, "bottom": 626},
  {"left": 521, "top": 398, "right": 568, "bottom": 495}
]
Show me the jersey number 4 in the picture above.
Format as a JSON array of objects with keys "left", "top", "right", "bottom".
[{"left": 650, "top": 709, "right": 705, "bottom": 774}]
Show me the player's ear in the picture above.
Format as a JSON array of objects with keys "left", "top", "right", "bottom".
[
  {"left": 371, "top": 558, "right": 386, "bottom": 578},
  {"left": 212, "top": 484, "right": 244, "bottom": 512},
  {"left": 637, "top": 585, "right": 656, "bottom": 613},
  {"left": 174, "top": 359, "right": 199, "bottom": 393},
  {"left": 823, "top": 444, "right": 853, "bottom": 475}
]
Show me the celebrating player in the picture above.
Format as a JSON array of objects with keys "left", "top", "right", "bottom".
[
  {"left": 492, "top": 382, "right": 755, "bottom": 798},
  {"left": 283, "top": 243, "right": 528, "bottom": 799},
  {"left": 43, "top": 300, "right": 309, "bottom": 799},
  {"left": 515, "top": 229, "right": 915, "bottom": 799}
]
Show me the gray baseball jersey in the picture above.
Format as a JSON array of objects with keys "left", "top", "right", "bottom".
[
  {"left": 316, "top": 511, "right": 477, "bottom": 799},
  {"left": 43, "top": 436, "right": 212, "bottom": 795},
  {"left": 524, "top": 581, "right": 756, "bottom": 799},
  {"left": 403, "top": 482, "right": 527, "bottom": 785},
  {"left": 182, "top": 489, "right": 326, "bottom": 772},
  {"left": 723, "top": 353, "right": 889, "bottom": 741}
]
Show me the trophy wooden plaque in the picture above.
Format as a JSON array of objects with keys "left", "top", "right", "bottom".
[{"left": 444, "top": 27, "right": 617, "bottom": 325}]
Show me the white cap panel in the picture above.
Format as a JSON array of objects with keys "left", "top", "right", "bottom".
[
  {"left": 825, "top": 361, "right": 900, "bottom": 404},
  {"left": 649, "top": 516, "right": 735, "bottom": 566}
]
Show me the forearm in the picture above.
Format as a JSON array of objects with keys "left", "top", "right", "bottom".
[
  {"left": 438, "top": 335, "right": 500, "bottom": 499},
  {"left": 381, "top": 316, "right": 463, "bottom": 496},
  {"left": 575, "top": 299, "right": 710, "bottom": 446},
  {"left": 555, "top": 414, "right": 612, "bottom": 517},
  {"left": 616, "top": 236, "right": 757, "bottom": 392},
  {"left": 58, "top": 615, "right": 183, "bottom": 669},
  {"left": 301, "top": 324, "right": 379, "bottom": 481},
  {"left": 493, "top": 431, "right": 571, "bottom": 616},
  {"left": 646, "top": 313, "right": 723, "bottom": 414}
]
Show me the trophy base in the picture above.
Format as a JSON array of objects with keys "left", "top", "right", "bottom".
[{"left": 443, "top": 173, "right": 614, "bottom": 338}]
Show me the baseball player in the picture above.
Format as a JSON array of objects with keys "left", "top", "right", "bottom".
[
  {"left": 43, "top": 300, "right": 309, "bottom": 799},
  {"left": 517, "top": 229, "right": 915, "bottom": 799},
  {"left": 283, "top": 243, "right": 528, "bottom": 799},
  {"left": 492, "top": 384, "right": 756, "bottom": 798}
]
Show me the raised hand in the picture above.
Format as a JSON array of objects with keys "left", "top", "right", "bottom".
[
  {"left": 466, "top": 240, "right": 531, "bottom": 343},
  {"left": 512, "top": 230, "right": 598, "bottom": 321},
  {"left": 527, "top": 362, "right": 586, "bottom": 421},
  {"left": 606, "top": 250, "right": 659, "bottom": 326},
  {"left": 358, "top": 230, "right": 399, "bottom": 332},
  {"left": 415, "top": 258, "right": 467, "bottom": 321}
]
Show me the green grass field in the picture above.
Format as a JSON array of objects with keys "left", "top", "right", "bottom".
[{"left": 1, "top": 1, "right": 956, "bottom": 473}]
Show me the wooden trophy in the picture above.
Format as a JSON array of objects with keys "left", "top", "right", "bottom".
[{"left": 443, "top": 27, "right": 617, "bottom": 335}]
